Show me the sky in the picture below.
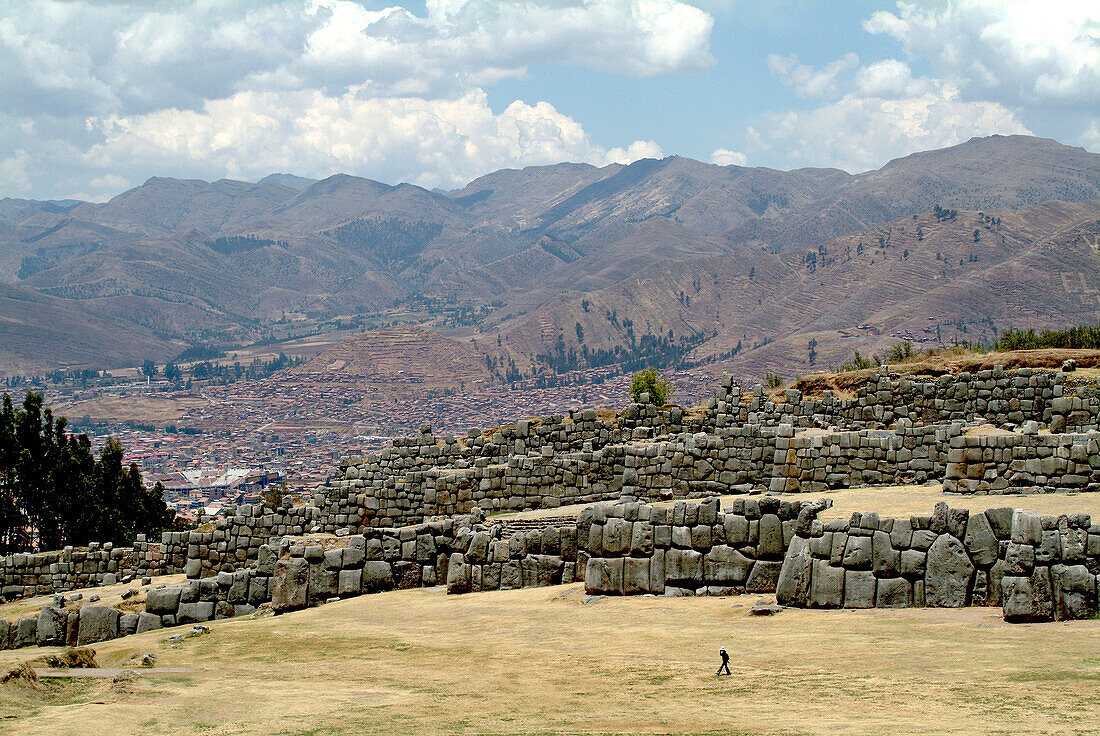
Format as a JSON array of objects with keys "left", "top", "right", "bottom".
[{"left": 1, "top": 0, "right": 1098, "bottom": 201}]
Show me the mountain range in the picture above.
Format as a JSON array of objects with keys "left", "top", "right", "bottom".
[{"left": 0, "top": 134, "right": 1098, "bottom": 380}]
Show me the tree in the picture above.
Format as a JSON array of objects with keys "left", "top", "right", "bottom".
[
  {"left": 629, "top": 368, "right": 673, "bottom": 406},
  {"left": 263, "top": 482, "right": 290, "bottom": 509},
  {"left": 0, "top": 391, "right": 174, "bottom": 552},
  {"left": 141, "top": 359, "right": 158, "bottom": 378},
  {"left": 164, "top": 361, "right": 181, "bottom": 382},
  {"left": 575, "top": 322, "right": 585, "bottom": 343}
]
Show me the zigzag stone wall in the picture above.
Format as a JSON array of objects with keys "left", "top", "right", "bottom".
[
  {"left": 3, "top": 366, "right": 1100, "bottom": 646},
  {"left": 776, "top": 500, "right": 1100, "bottom": 621}
]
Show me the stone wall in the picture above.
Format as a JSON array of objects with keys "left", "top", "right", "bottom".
[
  {"left": 4, "top": 366, "right": 1100, "bottom": 602},
  {"left": 0, "top": 537, "right": 166, "bottom": 600},
  {"left": 775, "top": 501, "right": 1100, "bottom": 621},
  {"left": 580, "top": 497, "right": 818, "bottom": 596},
  {"left": 943, "top": 431, "right": 1100, "bottom": 493}
]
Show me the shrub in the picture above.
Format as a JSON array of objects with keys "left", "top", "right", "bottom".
[{"left": 629, "top": 368, "right": 673, "bottom": 406}]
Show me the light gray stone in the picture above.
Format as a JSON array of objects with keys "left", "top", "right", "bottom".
[
  {"left": 875, "top": 577, "right": 911, "bottom": 608},
  {"left": 136, "top": 611, "right": 162, "bottom": 634},
  {"left": 1051, "top": 564, "right": 1097, "bottom": 621},
  {"left": 362, "top": 561, "right": 394, "bottom": 593},
  {"left": 843, "top": 569, "right": 876, "bottom": 608},
  {"left": 808, "top": 560, "right": 843, "bottom": 609},
  {"left": 36, "top": 605, "right": 66, "bottom": 647},
  {"left": 775, "top": 535, "right": 812, "bottom": 606},
  {"left": 924, "top": 535, "right": 974, "bottom": 607},
  {"left": 703, "top": 545, "right": 754, "bottom": 586},
  {"left": 963, "top": 512, "right": 998, "bottom": 568},
  {"left": 746, "top": 560, "right": 783, "bottom": 593},
  {"left": 176, "top": 601, "right": 215, "bottom": 624},
  {"left": 272, "top": 557, "right": 309, "bottom": 612},
  {"left": 145, "top": 586, "right": 182, "bottom": 614},
  {"left": 77, "top": 606, "right": 119, "bottom": 645}
]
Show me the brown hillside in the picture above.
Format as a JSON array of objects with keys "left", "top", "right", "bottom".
[
  {"left": 297, "top": 325, "right": 496, "bottom": 395},
  {"left": 495, "top": 199, "right": 1100, "bottom": 379}
]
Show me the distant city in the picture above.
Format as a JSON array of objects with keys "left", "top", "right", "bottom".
[{"left": 39, "top": 366, "right": 720, "bottom": 522}]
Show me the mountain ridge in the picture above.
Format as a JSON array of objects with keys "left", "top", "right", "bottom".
[{"left": 0, "top": 134, "right": 1097, "bottom": 376}]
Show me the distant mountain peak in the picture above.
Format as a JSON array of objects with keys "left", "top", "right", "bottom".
[{"left": 258, "top": 173, "right": 319, "bottom": 191}]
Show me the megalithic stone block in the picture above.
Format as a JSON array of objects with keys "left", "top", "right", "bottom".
[
  {"left": 272, "top": 557, "right": 309, "bottom": 612},
  {"left": 775, "top": 535, "right": 812, "bottom": 606}
]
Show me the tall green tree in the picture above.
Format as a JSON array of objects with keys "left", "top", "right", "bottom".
[{"left": 0, "top": 391, "right": 174, "bottom": 552}]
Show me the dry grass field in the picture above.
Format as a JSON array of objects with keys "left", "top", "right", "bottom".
[
  {"left": 3, "top": 574, "right": 1100, "bottom": 735},
  {"left": 53, "top": 396, "right": 210, "bottom": 427},
  {"left": 507, "top": 483, "right": 1100, "bottom": 523},
  {"left": 5, "top": 486, "right": 1100, "bottom": 735}
]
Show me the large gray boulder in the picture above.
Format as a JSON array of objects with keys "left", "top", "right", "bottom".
[
  {"left": 135, "top": 611, "right": 162, "bottom": 634},
  {"left": 272, "top": 557, "right": 309, "bottom": 612},
  {"left": 746, "top": 560, "right": 783, "bottom": 593},
  {"left": 36, "top": 605, "right": 67, "bottom": 647},
  {"left": 338, "top": 569, "right": 362, "bottom": 596},
  {"left": 871, "top": 531, "right": 900, "bottom": 577},
  {"left": 500, "top": 560, "right": 522, "bottom": 590},
  {"left": 176, "top": 601, "right": 215, "bottom": 624},
  {"left": 703, "top": 545, "right": 754, "bottom": 586},
  {"left": 14, "top": 616, "right": 37, "bottom": 648},
  {"left": 775, "top": 535, "right": 813, "bottom": 606},
  {"left": 843, "top": 570, "right": 876, "bottom": 608},
  {"left": 623, "top": 557, "right": 651, "bottom": 594},
  {"left": 77, "top": 606, "right": 119, "bottom": 645},
  {"left": 841, "top": 535, "right": 872, "bottom": 569},
  {"left": 446, "top": 553, "right": 471, "bottom": 594},
  {"left": 145, "top": 586, "right": 182, "bottom": 615},
  {"left": 875, "top": 577, "right": 911, "bottom": 608},
  {"left": 1051, "top": 564, "right": 1097, "bottom": 621},
  {"left": 757, "top": 514, "right": 785, "bottom": 558},
  {"left": 962, "top": 512, "right": 998, "bottom": 568},
  {"left": 1002, "top": 568, "right": 1054, "bottom": 623},
  {"left": 1011, "top": 510, "right": 1042, "bottom": 546},
  {"left": 362, "top": 560, "right": 394, "bottom": 593},
  {"left": 664, "top": 548, "right": 702, "bottom": 586},
  {"left": 602, "top": 518, "right": 630, "bottom": 556},
  {"left": 584, "top": 557, "right": 624, "bottom": 595},
  {"left": 119, "top": 613, "right": 139, "bottom": 636},
  {"left": 924, "top": 535, "right": 974, "bottom": 607},
  {"left": 809, "top": 560, "right": 844, "bottom": 608},
  {"left": 0, "top": 617, "right": 9, "bottom": 649}
]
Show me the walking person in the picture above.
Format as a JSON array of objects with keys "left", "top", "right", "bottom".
[{"left": 716, "top": 646, "right": 731, "bottom": 676}]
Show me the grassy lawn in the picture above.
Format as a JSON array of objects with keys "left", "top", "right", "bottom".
[
  {"left": 3, "top": 582, "right": 1099, "bottom": 735},
  {"left": 505, "top": 483, "right": 1100, "bottom": 523}
]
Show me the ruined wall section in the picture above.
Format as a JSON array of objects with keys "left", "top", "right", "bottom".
[
  {"left": 775, "top": 501, "right": 1100, "bottom": 621},
  {"left": 944, "top": 432, "right": 1100, "bottom": 493},
  {"left": 581, "top": 497, "right": 814, "bottom": 596}
]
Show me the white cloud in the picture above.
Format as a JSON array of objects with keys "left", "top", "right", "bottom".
[
  {"left": 1081, "top": 120, "right": 1100, "bottom": 151},
  {"left": 853, "top": 59, "right": 933, "bottom": 98},
  {"left": 746, "top": 85, "right": 1031, "bottom": 173},
  {"left": 0, "top": 0, "right": 708, "bottom": 198},
  {"left": 767, "top": 52, "right": 860, "bottom": 99},
  {"left": 83, "top": 88, "right": 661, "bottom": 192},
  {"left": 0, "top": 0, "right": 714, "bottom": 114},
  {"left": 710, "top": 148, "right": 748, "bottom": 166},
  {"left": 741, "top": 2, "right": 1073, "bottom": 173},
  {"left": 864, "top": 0, "right": 1100, "bottom": 107}
]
